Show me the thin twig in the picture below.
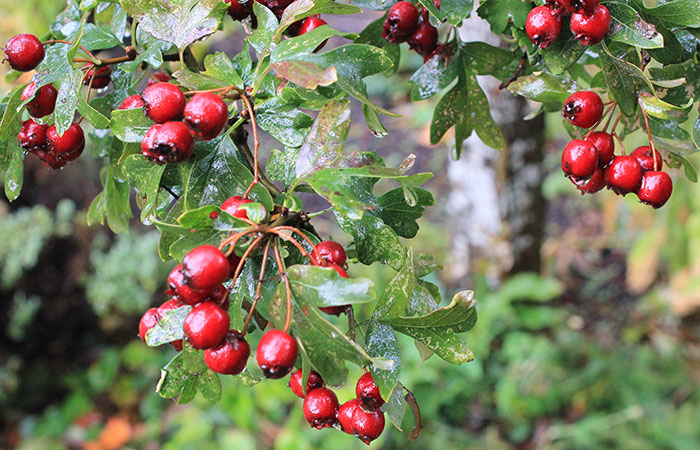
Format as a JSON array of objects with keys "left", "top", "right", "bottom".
[
  {"left": 267, "top": 228, "right": 316, "bottom": 264},
  {"left": 160, "top": 184, "right": 180, "bottom": 200},
  {"left": 638, "top": 98, "right": 659, "bottom": 171},
  {"left": 241, "top": 239, "right": 272, "bottom": 336},
  {"left": 272, "top": 238, "right": 293, "bottom": 333},
  {"left": 231, "top": 126, "right": 282, "bottom": 197},
  {"left": 499, "top": 52, "right": 527, "bottom": 90},
  {"left": 241, "top": 94, "right": 261, "bottom": 198}
]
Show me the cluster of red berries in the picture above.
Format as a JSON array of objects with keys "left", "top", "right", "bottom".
[
  {"left": 118, "top": 82, "right": 229, "bottom": 164},
  {"left": 526, "top": 0, "right": 610, "bottom": 49},
  {"left": 561, "top": 91, "right": 673, "bottom": 208},
  {"left": 292, "top": 369, "right": 386, "bottom": 445},
  {"left": 225, "top": 0, "right": 328, "bottom": 40},
  {"left": 381, "top": 1, "right": 441, "bottom": 61}
]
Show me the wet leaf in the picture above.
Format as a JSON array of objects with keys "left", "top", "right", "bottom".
[
  {"left": 286, "top": 264, "right": 375, "bottom": 308},
  {"left": 607, "top": 1, "right": 664, "bottom": 49},
  {"left": 146, "top": 305, "right": 192, "bottom": 346}
]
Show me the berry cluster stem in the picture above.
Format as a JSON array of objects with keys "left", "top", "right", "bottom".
[
  {"left": 638, "top": 98, "right": 660, "bottom": 171},
  {"left": 241, "top": 238, "right": 273, "bottom": 337}
]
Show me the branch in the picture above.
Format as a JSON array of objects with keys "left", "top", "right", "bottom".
[
  {"left": 499, "top": 52, "right": 527, "bottom": 90},
  {"left": 231, "top": 126, "right": 282, "bottom": 197}
]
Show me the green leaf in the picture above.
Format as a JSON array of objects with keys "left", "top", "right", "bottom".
[
  {"left": 203, "top": 52, "right": 245, "bottom": 89},
  {"left": 286, "top": 265, "right": 375, "bottom": 308},
  {"left": 508, "top": 72, "right": 580, "bottom": 105},
  {"left": 248, "top": 2, "right": 279, "bottom": 53},
  {"left": 0, "top": 85, "right": 26, "bottom": 142},
  {"left": 365, "top": 321, "right": 401, "bottom": 400},
  {"left": 441, "top": 0, "right": 475, "bottom": 25},
  {"left": 267, "top": 147, "right": 299, "bottom": 187},
  {"left": 122, "top": 154, "right": 166, "bottom": 221},
  {"left": 375, "top": 188, "right": 435, "bottom": 239},
  {"left": 356, "top": 17, "right": 401, "bottom": 77},
  {"left": 542, "top": 30, "right": 587, "bottom": 75},
  {"left": 256, "top": 88, "right": 313, "bottom": 148},
  {"left": 146, "top": 305, "right": 192, "bottom": 346},
  {"left": 295, "top": 99, "right": 352, "bottom": 178},
  {"left": 336, "top": 211, "right": 407, "bottom": 270},
  {"left": 638, "top": 93, "right": 692, "bottom": 121},
  {"left": 2, "top": 140, "right": 24, "bottom": 202},
  {"left": 54, "top": 69, "right": 84, "bottom": 136},
  {"left": 383, "top": 384, "right": 408, "bottom": 431},
  {"left": 383, "top": 290, "right": 477, "bottom": 333},
  {"left": 278, "top": 0, "right": 361, "bottom": 31},
  {"left": 270, "top": 60, "right": 339, "bottom": 90},
  {"left": 172, "top": 69, "right": 229, "bottom": 91},
  {"left": 120, "top": 0, "right": 228, "bottom": 50},
  {"left": 476, "top": 0, "right": 530, "bottom": 34},
  {"left": 110, "top": 108, "right": 154, "bottom": 143},
  {"left": 87, "top": 166, "right": 133, "bottom": 233},
  {"left": 409, "top": 53, "right": 460, "bottom": 101},
  {"left": 78, "top": 96, "right": 110, "bottom": 129},
  {"left": 363, "top": 103, "right": 389, "bottom": 138},
  {"left": 271, "top": 26, "right": 357, "bottom": 63},
  {"left": 643, "top": 0, "right": 700, "bottom": 28},
  {"left": 462, "top": 42, "right": 517, "bottom": 78},
  {"left": 599, "top": 43, "right": 655, "bottom": 116},
  {"left": 197, "top": 370, "right": 222, "bottom": 403},
  {"left": 607, "top": 2, "right": 664, "bottom": 49}
]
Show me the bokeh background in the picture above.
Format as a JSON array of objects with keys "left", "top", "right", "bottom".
[{"left": 2, "top": 1, "right": 700, "bottom": 449}]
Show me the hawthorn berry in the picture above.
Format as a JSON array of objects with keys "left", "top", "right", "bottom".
[
  {"left": 204, "top": 330, "right": 251, "bottom": 374},
  {"left": 571, "top": 167, "right": 605, "bottom": 195},
  {"left": 183, "top": 301, "right": 230, "bottom": 349},
  {"left": 570, "top": 4, "right": 610, "bottom": 46},
  {"left": 338, "top": 398, "right": 361, "bottom": 434},
  {"left": 139, "top": 307, "right": 160, "bottom": 342},
  {"left": 352, "top": 406, "right": 386, "bottom": 445},
  {"left": 356, "top": 372, "right": 385, "bottom": 410},
  {"left": 256, "top": 329, "right": 298, "bottom": 378},
  {"left": 228, "top": 252, "right": 243, "bottom": 279},
  {"left": 183, "top": 93, "right": 229, "bottom": 141},
  {"left": 289, "top": 369, "right": 325, "bottom": 398},
  {"left": 572, "top": 0, "right": 599, "bottom": 13},
  {"left": 22, "top": 82, "right": 58, "bottom": 118},
  {"left": 3, "top": 34, "right": 44, "bottom": 72},
  {"left": 168, "top": 264, "right": 210, "bottom": 305},
  {"left": 636, "top": 171, "right": 672, "bottom": 209},
  {"left": 181, "top": 244, "right": 230, "bottom": 291},
  {"left": 84, "top": 66, "right": 112, "bottom": 89},
  {"left": 47, "top": 123, "right": 85, "bottom": 156},
  {"left": 221, "top": 195, "right": 253, "bottom": 219},
  {"left": 605, "top": 155, "right": 643, "bottom": 195},
  {"left": 382, "top": 1, "right": 420, "bottom": 43},
  {"left": 209, "top": 284, "right": 230, "bottom": 311},
  {"left": 561, "top": 139, "right": 598, "bottom": 180},
  {"left": 17, "top": 119, "right": 48, "bottom": 151},
  {"left": 147, "top": 72, "right": 172, "bottom": 86},
  {"left": 142, "top": 82, "right": 186, "bottom": 123},
  {"left": 408, "top": 21, "right": 439, "bottom": 56},
  {"left": 319, "top": 264, "right": 349, "bottom": 316},
  {"left": 298, "top": 16, "right": 328, "bottom": 35},
  {"left": 119, "top": 95, "right": 145, "bottom": 110},
  {"left": 562, "top": 91, "right": 604, "bottom": 129},
  {"left": 586, "top": 131, "right": 615, "bottom": 168},
  {"left": 303, "top": 387, "right": 339, "bottom": 429},
  {"left": 546, "top": 0, "right": 576, "bottom": 15},
  {"left": 525, "top": 6, "right": 562, "bottom": 50},
  {"left": 630, "top": 145, "right": 663, "bottom": 172},
  {"left": 314, "top": 241, "right": 347, "bottom": 267},
  {"left": 225, "top": 0, "right": 253, "bottom": 21},
  {"left": 141, "top": 121, "right": 195, "bottom": 164}
]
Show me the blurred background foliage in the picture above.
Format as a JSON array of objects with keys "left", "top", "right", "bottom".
[{"left": 2, "top": 1, "right": 700, "bottom": 449}]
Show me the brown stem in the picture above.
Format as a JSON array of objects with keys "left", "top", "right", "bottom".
[
  {"left": 44, "top": 39, "right": 97, "bottom": 61},
  {"left": 638, "top": 98, "right": 659, "bottom": 171},
  {"left": 611, "top": 111, "right": 624, "bottom": 137},
  {"left": 603, "top": 104, "right": 617, "bottom": 132},
  {"left": 267, "top": 228, "right": 316, "bottom": 264},
  {"left": 273, "top": 226, "right": 318, "bottom": 261},
  {"left": 584, "top": 101, "right": 616, "bottom": 139},
  {"left": 219, "top": 228, "right": 260, "bottom": 255},
  {"left": 403, "top": 385, "right": 423, "bottom": 440},
  {"left": 185, "top": 86, "right": 237, "bottom": 97},
  {"left": 231, "top": 127, "right": 282, "bottom": 197},
  {"left": 241, "top": 94, "right": 261, "bottom": 199},
  {"left": 499, "top": 51, "right": 528, "bottom": 90},
  {"left": 272, "top": 238, "right": 293, "bottom": 333},
  {"left": 345, "top": 305, "right": 356, "bottom": 341},
  {"left": 241, "top": 239, "right": 273, "bottom": 337},
  {"left": 231, "top": 234, "right": 266, "bottom": 282}
]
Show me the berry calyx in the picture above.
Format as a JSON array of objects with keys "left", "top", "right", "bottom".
[
  {"left": 22, "top": 82, "right": 58, "bottom": 118},
  {"left": 139, "top": 307, "right": 160, "bottom": 342},
  {"left": 352, "top": 406, "right": 385, "bottom": 445},
  {"left": 84, "top": 65, "right": 112, "bottom": 89},
  {"left": 289, "top": 368, "right": 325, "bottom": 398},
  {"left": 561, "top": 139, "right": 598, "bottom": 180},
  {"left": 570, "top": 4, "right": 610, "bottom": 46},
  {"left": 225, "top": 0, "right": 253, "bottom": 21},
  {"left": 319, "top": 264, "right": 349, "bottom": 316},
  {"left": 183, "top": 301, "right": 230, "bottom": 349},
  {"left": 586, "top": 131, "right": 615, "bottom": 168},
  {"left": 17, "top": 119, "right": 48, "bottom": 151},
  {"left": 314, "top": 241, "right": 347, "bottom": 267},
  {"left": 142, "top": 82, "right": 186, "bottom": 123},
  {"left": 562, "top": 91, "right": 604, "bottom": 129},
  {"left": 525, "top": 6, "right": 562, "bottom": 50},
  {"left": 119, "top": 95, "right": 145, "bottom": 110},
  {"left": 630, "top": 145, "right": 663, "bottom": 172},
  {"left": 605, "top": 155, "right": 643, "bottom": 195},
  {"left": 256, "top": 329, "right": 298, "bottom": 378},
  {"left": 183, "top": 93, "right": 229, "bottom": 141},
  {"left": 408, "top": 21, "right": 438, "bottom": 56},
  {"left": 204, "top": 330, "right": 251, "bottom": 374},
  {"left": 181, "top": 244, "right": 230, "bottom": 291},
  {"left": 572, "top": 167, "right": 605, "bottom": 195},
  {"left": 167, "top": 264, "right": 210, "bottom": 305},
  {"left": 141, "top": 121, "right": 195, "bottom": 164},
  {"left": 3, "top": 34, "right": 44, "bottom": 72},
  {"left": 382, "top": 1, "right": 420, "bottom": 43},
  {"left": 636, "top": 171, "right": 672, "bottom": 209},
  {"left": 302, "top": 387, "right": 339, "bottom": 429},
  {"left": 221, "top": 195, "right": 254, "bottom": 219},
  {"left": 356, "top": 372, "right": 385, "bottom": 410},
  {"left": 47, "top": 123, "right": 85, "bottom": 156},
  {"left": 338, "top": 398, "right": 361, "bottom": 434}
]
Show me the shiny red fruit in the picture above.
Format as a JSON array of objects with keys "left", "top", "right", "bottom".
[
  {"left": 605, "top": 155, "right": 643, "bottom": 195},
  {"left": 356, "top": 372, "right": 385, "bottom": 410},
  {"left": 561, "top": 139, "right": 598, "bottom": 180},
  {"left": 141, "top": 121, "right": 195, "bottom": 164},
  {"left": 47, "top": 123, "right": 85, "bottom": 155},
  {"left": 84, "top": 65, "right": 112, "bottom": 89},
  {"left": 147, "top": 72, "right": 171, "bottom": 86},
  {"left": 338, "top": 398, "right": 361, "bottom": 434},
  {"left": 118, "top": 95, "right": 145, "bottom": 110},
  {"left": 571, "top": 4, "right": 610, "bottom": 46},
  {"left": 298, "top": 16, "right": 327, "bottom": 35},
  {"left": 168, "top": 264, "right": 210, "bottom": 305},
  {"left": 526, "top": 6, "right": 562, "bottom": 50},
  {"left": 182, "top": 245, "right": 230, "bottom": 291},
  {"left": 22, "top": 82, "right": 58, "bottom": 118},
  {"left": 183, "top": 301, "right": 230, "bottom": 349},
  {"left": 4, "top": 34, "right": 44, "bottom": 71},
  {"left": 382, "top": 1, "right": 420, "bottom": 43},
  {"left": 17, "top": 119, "right": 48, "bottom": 151},
  {"left": 637, "top": 171, "right": 672, "bottom": 208},
  {"left": 303, "top": 387, "right": 339, "bottom": 429},
  {"left": 289, "top": 368, "right": 325, "bottom": 398},
  {"left": 571, "top": 167, "right": 605, "bottom": 195},
  {"left": 314, "top": 241, "right": 347, "bottom": 266},
  {"left": 184, "top": 93, "right": 229, "bottom": 140},
  {"left": 139, "top": 307, "right": 160, "bottom": 342},
  {"left": 256, "top": 329, "right": 298, "bottom": 378},
  {"left": 204, "top": 330, "right": 250, "bottom": 374},
  {"left": 319, "top": 264, "right": 349, "bottom": 316},
  {"left": 562, "top": 91, "right": 603, "bottom": 129},
  {"left": 142, "top": 82, "right": 186, "bottom": 123},
  {"left": 630, "top": 145, "right": 663, "bottom": 172},
  {"left": 408, "top": 21, "right": 438, "bottom": 56},
  {"left": 546, "top": 0, "right": 576, "bottom": 15},
  {"left": 221, "top": 195, "right": 253, "bottom": 219},
  {"left": 585, "top": 131, "right": 614, "bottom": 168},
  {"left": 225, "top": 0, "right": 253, "bottom": 20},
  {"left": 353, "top": 406, "right": 385, "bottom": 444},
  {"left": 572, "top": 0, "right": 599, "bottom": 13}
]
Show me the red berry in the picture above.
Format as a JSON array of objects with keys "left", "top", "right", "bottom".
[
  {"left": 408, "top": 21, "right": 438, "bottom": 56},
  {"left": 572, "top": 167, "right": 605, "bottom": 194},
  {"left": 228, "top": 252, "right": 243, "bottom": 279},
  {"left": 3, "top": 34, "right": 44, "bottom": 72},
  {"left": 183, "top": 301, "right": 230, "bottom": 349},
  {"left": 338, "top": 399, "right": 361, "bottom": 434},
  {"left": 142, "top": 82, "right": 186, "bottom": 123},
  {"left": 204, "top": 330, "right": 250, "bottom": 374},
  {"left": 586, "top": 131, "right": 615, "bottom": 168},
  {"left": 22, "top": 82, "right": 58, "bottom": 118},
  {"left": 314, "top": 241, "right": 347, "bottom": 266},
  {"left": 319, "top": 264, "right": 349, "bottom": 316},
  {"left": 139, "top": 307, "right": 160, "bottom": 342},
  {"left": 17, "top": 119, "right": 48, "bottom": 151},
  {"left": 119, "top": 95, "right": 145, "bottom": 110},
  {"left": 47, "top": 123, "right": 85, "bottom": 156},
  {"left": 256, "top": 329, "right": 298, "bottom": 378},
  {"left": 636, "top": 171, "right": 672, "bottom": 209},
  {"left": 605, "top": 155, "right": 643, "bottom": 195},
  {"left": 168, "top": 264, "right": 210, "bottom": 305},
  {"left": 221, "top": 195, "right": 253, "bottom": 219},
  {"left": 209, "top": 284, "right": 230, "bottom": 311},
  {"left": 226, "top": 0, "right": 253, "bottom": 20},
  {"left": 289, "top": 368, "right": 325, "bottom": 398},
  {"left": 298, "top": 16, "right": 328, "bottom": 35},
  {"left": 141, "top": 122, "right": 195, "bottom": 164},
  {"left": 84, "top": 65, "right": 112, "bottom": 89},
  {"left": 546, "top": 0, "right": 576, "bottom": 15},
  {"left": 303, "top": 387, "right": 339, "bottom": 429},
  {"left": 630, "top": 145, "right": 663, "bottom": 172},
  {"left": 157, "top": 298, "right": 182, "bottom": 317},
  {"left": 147, "top": 72, "right": 172, "bottom": 86},
  {"left": 356, "top": 372, "right": 385, "bottom": 410},
  {"left": 571, "top": 4, "right": 610, "bottom": 46},
  {"left": 352, "top": 406, "right": 385, "bottom": 445},
  {"left": 183, "top": 93, "right": 229, "bottom": 141},
  {"left": 572, "top": 0, "right": 599, "bottom": 13},
  {"left": 525, "top": 6, "right": 562, "bottom": 50},
  {"left": 182, "top": 245, "right": 230, "bottom": 291},
  {"left": 561, "top": 139, "right": 598, "bottom": 180},
  {"left": 562, "top": 91, "right": 603, "bottom": 129},
  {"left": 382, "top": 1, "right": 420, "bottom": 43}
]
